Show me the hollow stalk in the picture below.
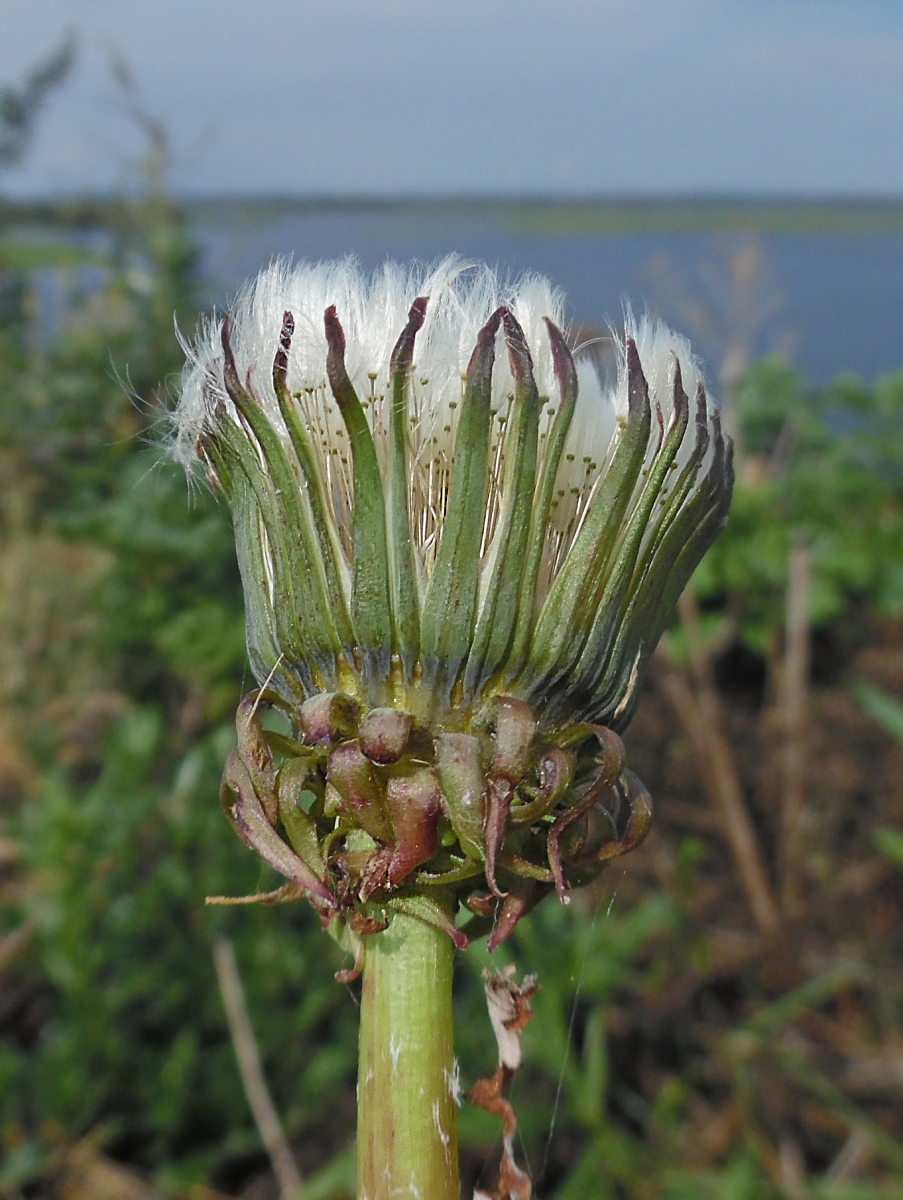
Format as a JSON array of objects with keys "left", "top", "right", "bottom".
[{"left": 357, "top": 910, "right": 459, "bottom": 1199}]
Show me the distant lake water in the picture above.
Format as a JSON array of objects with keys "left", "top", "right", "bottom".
[{"left": 190, "top": 200, "right": 903, "bottom": 386}]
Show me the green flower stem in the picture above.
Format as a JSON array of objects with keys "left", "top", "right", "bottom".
[{"left": 357, "top": 910, "right": 459, "bottom": 1200}]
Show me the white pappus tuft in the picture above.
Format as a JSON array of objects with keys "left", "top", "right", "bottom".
[{"left": 172, "top": 257, "right": 717, "bottom": 603}]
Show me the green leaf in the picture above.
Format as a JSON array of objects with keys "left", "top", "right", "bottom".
[
  {"left": 211, "top": 412, "right": 321, "bottom": 691},
  {"left": 507, "top": 317, "right": 579, "bottom": 673},
  {"left": 386, "top": 298, "right": 428, "bottom": 672},
  {"left": 325, "top": 305, "right": 393, "bottom": 676},
  {"left": 568, "top": 358, "right": 691, "bottom": 707},
  {"left": 464, "top": 308, "right": 540, "bottom": 693},
  {"left": 420, "top": 308, "right": 503, "bottom": 699},
  {"left": 272, "top": 310, "right": 355, "bottom": 649},
  {"left": 856, "top": 682, "right": 903, "bottom": 745},
  {"left": 220, "top": 318, "right": 346, "bottom": 671},
  {"left": 527, "top": 337, "right": 651, "bottom": 692}
]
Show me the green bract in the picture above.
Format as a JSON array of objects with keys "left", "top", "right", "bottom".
[{"left": 175, "top": 258, "right": 732, "bottom": 950}]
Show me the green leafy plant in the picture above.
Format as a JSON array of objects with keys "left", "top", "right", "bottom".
[{"left": 3, "top": 101, "right": 903, "bottom": 1196}]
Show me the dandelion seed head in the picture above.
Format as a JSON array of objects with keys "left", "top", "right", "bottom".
[{"left": 174, "top": 257, "right": 716, "bottom": 598}]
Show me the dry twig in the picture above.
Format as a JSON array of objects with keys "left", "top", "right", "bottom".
[
  {"left": 656, "top": 593, "right": 780, "bottom": 934},
  {"left": 779, "top": 537, "right": 811, "bottom": 915},
  {"left": 212, "top": 937, "right": 302, "bottom": 1200}
]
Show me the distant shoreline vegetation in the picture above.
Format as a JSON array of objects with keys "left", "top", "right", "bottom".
[{"left": 4, "top": 194, "right": 903, "bottom": 236}]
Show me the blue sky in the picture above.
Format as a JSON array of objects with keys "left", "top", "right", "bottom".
[{"left": 2, "top": 0, "right": 902, "bottom": 196}]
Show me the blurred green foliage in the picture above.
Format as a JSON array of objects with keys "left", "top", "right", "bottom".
[
  {"left": 0, "top": 181, "right": 362, "bottom": 1195},
  {"left": 857, "top": 684, "right": 903, "bottom": 747},
  {"left": 1, "top": 138, "right": 903, "bottom": 1199},
  {"left": 696, "top": 357, "right": 903, "bottom": 654}
]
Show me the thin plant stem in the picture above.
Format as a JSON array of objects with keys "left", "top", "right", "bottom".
[
  {"left": 357, "top": 910, "right": 458, "bottom": 1200},
  {"left": 657, "top": 594, "right": 780, "bottom": 935},
  {"left": 213, "top": 936, "right": 303, "bottom": 1200},
  {"left": 779, "top": 536, "right": 811, "bottom": 916}
]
